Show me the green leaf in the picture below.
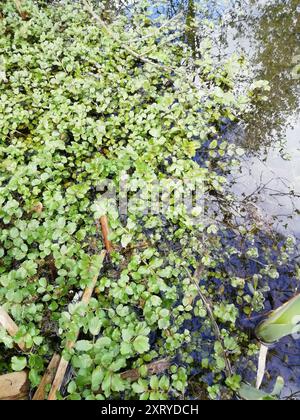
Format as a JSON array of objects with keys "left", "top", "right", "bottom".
[
  {"left": 132, "top": 379, "right": 147, "bottom": 394},
  {"left": 120, "top": 342, "right": 132, "bottom": 356},
  {"left": 150, "top": 295, "right": 162, "bottom": 307},
  {"left": 225, "top": 374, "right": 241, "bottom": 392},
  {"left": 239, "top": 383, "right": 277, "bottom": 401},
  {"left": 10, "top": 228, "right": 19, "bottom": 239},
  {"left": 209, "top": 140, "right": 218, "bottom": 149},
  {"left": 96, "top": 337, "right": 112, "bottom": 348},
  {"left": 75, "top": 340, "right": 93, "bottom": 352},
  {"left": 102, "top": 371, "right": 112, "bottom": 397},
  {"left": 158, "top": 318, "right": 170, "bottom": 329},
  {"left": 159, "top": 309, "right": 170, "bottom": 318},
  {"left": 89, "top": 317, "right": 102, "bottom": 336},
  {"left": 72, "top": 354, "right": 92, "bottom": 369},
  {"left": 159, "top": 375, "right": 170, "bottom": 391},
  {"left": 111, "top": 374, "right": 126, "bottom": 392},
  {"left": 92, "top": 367, "right": 104, "bottom": 391},
  {"left": 133, "top": 336, "right": 150, "bottom": 354},
  {"left": 29, "top": 369, "right": 41, "bottom": 388},
  {"left": 67, "top": 381, "right": 77, "bottom": 394},
  {"left": 149, "top": 128, "right": 161, "bottom": 138},
  {"left": 150, "top": 375, "right": 159, "bottom": 389},
  {"left": 122, "top": 329, "right": 134, "bottom": 343},
  {"left": 121, "top": 234, "right": 132, "bottom": 248},
  {"left": 11, "top": 356, "right": 27, "bottom": 372},
  {"left": 256, "top": 294, "right": 300, "bottom": 343}
]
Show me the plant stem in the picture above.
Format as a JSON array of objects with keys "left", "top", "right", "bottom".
[{"left": 184, "top": 266, "right": 233, "bottom": 377}]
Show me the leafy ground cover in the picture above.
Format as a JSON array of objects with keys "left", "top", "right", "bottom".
[{"left": 0, "top": 0, "right": 297, "bottom": 400}]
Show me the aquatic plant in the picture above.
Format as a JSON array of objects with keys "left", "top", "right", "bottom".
[
  {"left": 239, "top": 376, "right": 284, "bottom": 401},
  {"left": 256, "top": 294, "right": 300, "bottom": 344},
  {"left": 0, "top": 0, "right": 296, "bottom": 400}
]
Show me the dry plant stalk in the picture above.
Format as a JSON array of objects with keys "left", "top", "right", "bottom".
[
  {"left": 0, "top": 306, "right": 26, "bottom": 351},
  {"left": 100, "top": 215, "right": 113, "bottom": 253},
  {"left": 32, "top": 354, "right": 61, "bottom": 400},
  {"left": 256, "top": 344, "right": 269, "bottom": 390},
  {"left": 41, "top": 214, "right": 116, "bottom": 399},
  {"left": 47, "top": 250, "right": 106, "bottom": 400},
  {"left": 13, "top": 0, "right": 29, "bottom": 20}
]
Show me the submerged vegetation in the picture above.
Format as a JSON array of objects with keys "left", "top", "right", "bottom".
[{"left": 0, "top": 0, "right": 299, "bottom": 400}]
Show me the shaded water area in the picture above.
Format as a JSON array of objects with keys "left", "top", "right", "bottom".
[
  {"left": 210, "top": 0, "right": 300, "bottom": 398},
  {"left": 158, "top": 0, "right": 300, "bottom": 398},
  {"left": 220, "top": 0, "right": 300, "bottom": 399}
]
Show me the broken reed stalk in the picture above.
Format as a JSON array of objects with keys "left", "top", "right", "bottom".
[
  {"left": 32, "top": 354, "right": 61, "bottom": 400},
  {"left": 47, "top": 250, "right": 106, "bottom": 400},
  {"left": 0, "top": 306, "right": 26, "bottom": 351},
  {"left": 184, "top": 266, "right": 233, "bottom": 377},
  {"left": 256, "top": 344, "right": 269, "bottom": 390},
  {"left": 100, "top": 215, "right": 113, "bottom": 253}
]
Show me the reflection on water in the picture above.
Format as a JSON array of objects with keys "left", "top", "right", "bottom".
[
  {"left": 234, "top": 122, "right": 300, "bottom": 236},
  {"left": 225, "top": 0, "right": 300, "bottom": 237},
  {"left": 227, "top": 0, "right": 299, "bottom": 150},
  {"left": 206, "top": 0, "right": 300, "bottom": 398},
  {"left": 228, "top": 0, "right": 299, "bottom": 399},
  {"left": 147, "top": 0, "right": 300, "bottom": 235},
  {"left": 153, "top": 0, "right": 300, "bottom": 235}
]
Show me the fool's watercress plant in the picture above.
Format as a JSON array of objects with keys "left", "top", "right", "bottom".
[{"left": 0, "top": 0, "right": 294, "bottom": 400}]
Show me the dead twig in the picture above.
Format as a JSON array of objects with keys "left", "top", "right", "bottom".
[
  {"left": 13, "top": 0, "right": 29, "bottom": 20},
  {"left": 47, "top": 358, "right": 69, "bottom": 401}
]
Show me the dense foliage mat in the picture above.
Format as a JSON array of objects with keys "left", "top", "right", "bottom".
[{"left": 0, "top": 0, "right": 296, "bottom": 400}]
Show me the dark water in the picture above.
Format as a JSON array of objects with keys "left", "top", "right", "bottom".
[
  {"left": 229, "top": 0, "right": 300, "bottom": 399},
  {"left": 202, "top": 0, "right": 300, "bottom": 399},
  {"left": 203, "top": 0, "right": 300, "bottom": 398}
]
